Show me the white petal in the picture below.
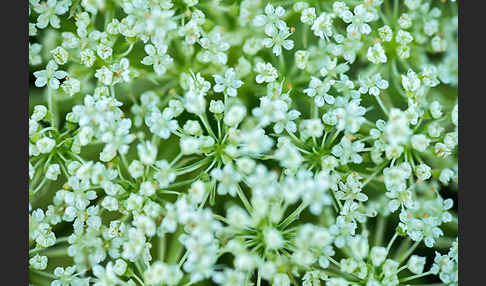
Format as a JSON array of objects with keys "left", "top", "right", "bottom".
[{"left": 34, "top": 77, "right": 47, "bottom": 87}]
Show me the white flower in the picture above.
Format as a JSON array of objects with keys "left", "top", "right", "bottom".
[
  {"left": 238, "top": 128, "right": 274, "bottom": 155},
  {"left": 301, "top": 8, "right": 316, "bottom": 25},
  {"left": 94, "top": 66, "right": 113, "bottom": 86},
  {"left": 29, "top": 43, "right": 43, "bottom": 66},
  {"left": 396, "top": 30, "right": 413, "bottom": 45},
  {"left": 101, "top": 196, "right": 119, "bottom": 211},
  {"left": 378, "top": 25, "right": 393, "bottom": 42},
  {"left": 211, "top": 163, "right": 241, "bottom": 197},
  {"left": 224, "top": 105, "right": 246, "bottom": 127},
  {"left": 253, "top": 4, "right": 288, "bottom": 35},
  {"left": 422, "top": 66, "right": 440, "bottom": 87},
  {"left": 333, "top": 99, "right": 367, "bottom": 134},
  {"left": 29, "top": 254, "right": 48, "bottom": 270},
  {"left": 367, "top": 43, "right": 387, "bottom": 64},
  {"left": 32, "top": 105, "right": 48, "bottom": 121},
  {"left": 144, "top": 262, "right": 183, "bottom": 286},
  {"left": 51, "top": 46, "right": 69, "bottom": 65},
  {"left": 145, "top": 109, "right": 179, "bottom": 139},
  {"left": 264, "top": 227, "right": 284, "bottom": 250},
  {"left": 408, "top": 255, "right": 426, "bottom": 274},
  {"left": 128, "top": 160, "right": 144, "bottom": 179},
  {"left": 255, "top": 62, "right": 278, "bottom": 84},
  {"left": 359, "top": 73, "right": 389, "bottom": 96},
  {"left": 370, "top": 246, "right": 387, "bottom": 266},
  {"left": 439, "top": 168, "right": 455, "bottom": 185},
  {"left": 383, "top": 163, "right": 411, "bottom": 192},
  {"left": 299, "top": 119, "right": 324, "bottom": 139},
  {"left": 209, "top": 100, "right": 224, "bottom": 114},
  {"left": 36, "top": 137, "right": 56, "bottom": 154},
  {"left": 139, "top": 181, "right": 156, "bottom": 197},
  {"left": 213, "top": 269, "right": 246, "bottom": 285},
  {"left": 243, "top": 38, "right": 263, "bottom": 55},
  {"left": 137, "top": 141, "right": 157, "bottom": 165},
  {"left": 345, "top": 5, "right": 375, "bottom": 39},
  {"left": 304, "top": 77, "right": 333, "bottom": 107},
  {"left": 262, "top": 26, "right": 294, "bottom": 56},
  {"left": 188, "top": 180, "right": 206, "bottom": 204},
  {"left": 110, "top": 58, "right": 132, "bottom": 85},
  {"left": 33, "top": 60, "right": 67, "bottom": 89},
  {"left": 415, "top": 164, "right": 432, "bottom": 181},
  {"left": 80, "top": 49, "right": 96, "bottom": 67},
  {"left": 213, "top": 68, "right": 243, "bottom": 97},
  {"left": 31, "top": 0, "right": 70, "bottom": 29},
  {"left": 402, "top": 69, "right": 421, "bottom": 93},
  {"left": 273, "top": 273, "right": 291, "bottom": 286},
  {"left": 46, "top": 164, "right": 61, "bottom": 180},
  {"left": 197, "top": 27, "right": 230, "bottom": 65},
  {"left": 411, "top": 134, "right": 430, "bottom": 152},
  {"left": 61, "top": 77, "right": 81, "bottom": 96},
  {"left": 311, "top": 13, "right": 334, "bottom": 39},
  {"left": 430, "top": 101, "right": 443, "bottom": 119},
  {"left": 295, "top": 50, "right": 309, "bottom": 69},
  {"left": 141, "top": 44, "right": 173, "bottom": 76},
  {"left": 154, "top": 160, "right": 177, "bottom": 188},
  {"left": 180, "top": 136, "right": 201, "bottom": 155},
  {"left": 96, "top": 44, "right": 113, "bottom": 61},
  {"left": 331, "top": 137, "right": 364, "bottom": 165}
]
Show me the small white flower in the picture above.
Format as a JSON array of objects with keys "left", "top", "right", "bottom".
[
  {"left": 145, "top": 109, "right": 179, "bottom": 139},
  {"left": 36, "top": 137, "right": 56, "bottom": 154},
  {"left": 367, "top": 43, "right": 387, "bottom": 64},
  {"left": 411, "top": 134, "right": 430, "bottom": 152},
  {"left": 29, "top": 254, "right": 48, "bottom": 270},
  {"left": 332, "top": 137, "right": 365, "bottom": 165},
  {"left": 253, "top": 4, "right": 288, "bottom": 35},
  {"left": 154, "top": 160, "right": 177, "bottom": 188},
  {"left": 141, "top": 44, "right": 173, "bottom": 76},
  {"left": 211, "top": 163, "right": 241, "bottom": 197},
  {"left": 50, "top": 46, "right": 69, "bottom": 65},
  {"left": 46, "top": 164, "right": 61, "bottom": 180},
  {"left": 213, "top": 68, "right": 243, "bottom": 97},
  {"left": 31, "top": 0, "right": 70, "bottom": 29},
  {"left": 255, "top": 62, "right": 278, "bottom": 84},
  {"left": 33, "top": 60, "right": 67, "bottom": 89},
  {"left": 312, "top": 12, "right": 334, "bottom": 39},
  {"left": 262, "top": 26, "right": 294, "bottom": 56},
  {"left": 408, "top": 255, "right": 426, "bottom": 274},
  {"left": 301, "top": 8, "right": 316, "bottom": 25},
  {"left": 61, "top": 77, "right": 81, "bottom": 96},
  {"left": 430, "top": 101, "right": 443, "bottom": 119},
  {"left": 415, "top": 164, "right": 432, "bottom": 181},
  {"left": 402, "top": 69, "right": 421, "bottom": 93}
]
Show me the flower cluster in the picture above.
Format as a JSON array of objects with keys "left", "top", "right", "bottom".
[{"left": 29, "top": 0, "right": 458, "bottom": 285}]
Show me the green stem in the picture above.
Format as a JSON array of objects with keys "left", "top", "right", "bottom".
[
  {"left": 279, "top": 201, "right": 308, "bottom": 229},
  {"left": 327, "top": 129, "right": 341, "bottom": 147},
  {"left": 399, "top": 271, "right": 433, "bottom": 283},
  {"left": 374, "top": 94, "right": 389, "bottom": 117},
  {"left": 175, "top": 157, "right": 211, "bottom": 175},
  {"left": 374, "top": 215, "right": 386, "bottom": 246},
  {"left": 237, "top": 185, "right": 253, "bottom": 214},
  {"left": 119, "top": 43, "right": 135, "bottom": 57},
  {"left": 279, "top": 53, "right": 286, "bottom": 74},
  {"left": 362, "top": 162, "right": 387, "bottom": 187},
  {"left": 47, "top": 88, "right": 57, "bottom": 129},
  {"left": 393, "top": 0, "right": 399, "bottom": 20},
  {"left": 31, "top": 270, "right": 56, "bottom": 279},
  {"left": 398, "top": 239, "right": 421, "bottom": 263},
  {"left": 386, "top": 232, "right": 399, "bottom": 254}
]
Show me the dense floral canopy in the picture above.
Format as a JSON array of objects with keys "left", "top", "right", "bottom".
[{"left": 29, "top": 0, "right": 458, "bottom": 285}]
